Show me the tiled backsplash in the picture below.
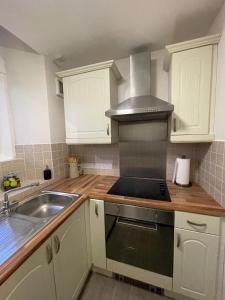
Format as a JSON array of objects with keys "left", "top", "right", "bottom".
[
  {"left": 0, "top": 143, "right": 69, "bottom": 182},
  {"left": 51, "top": 143, "right": 69, "bottom": 179},
  {"left": 70, "top": 144, "right": 119, "bottom": 176},
  {"left": 198, "top": 141, "right": 225, "bottom": 206},
  {"left": 70, "top": 143, "right": 199, "bottom": 180},
  {"left": 0, "top": 159, "right": 26, "bottom": 181},
  {"left": 2, "top": 141, "right": 224, "bottom": 207},
  {"left": 167, "top": 143, "right": 199, "bottom": 181}
]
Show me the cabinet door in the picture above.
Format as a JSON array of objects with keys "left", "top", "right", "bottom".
[
  {"left": 173, "top": 228, "right": 219, "bottom": 300},
  {"left": 0, "top": 239, "right": 56, "bottom": 300},
  {"left": 90, "top": 199, "right": 106, "bottom": 269},
  {"left": 63, "top": 69, "right": 111, "bottom": 143},
  {"left": 171, "top": 45, "right": 213, "bottom": 136},
  {"left": 53, "top": 204, "right": 89, "bottom": 300}
]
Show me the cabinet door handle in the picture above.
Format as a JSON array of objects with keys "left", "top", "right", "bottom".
[
  {"left": 54, "top": 235, "right": 61, "bottom": 254},
  {"left": 177, "top": 233, "right": 181, "bottom": 248},
  {"left": 95, "top": 203, "right": 99, "bottom": 217},
  {"left": 187, "top": 220, "right": 207, "bottom": 227},
  {"left": 106, "top": 124, "right": 110, "bottom": 136},
  {"left": 46, "top": 244, "right": 53, "bottom": 264},
  {"left": 173, "top": 118, "right": 177, "bottom": 132}
]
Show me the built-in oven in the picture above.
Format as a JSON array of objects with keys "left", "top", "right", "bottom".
[{"left": 105, "top": 202, "right": 174, "bottom": 277}]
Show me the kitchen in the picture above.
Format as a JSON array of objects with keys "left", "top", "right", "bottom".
[{"left": 0, "top": 1, "right": 225, "bottom": 300}]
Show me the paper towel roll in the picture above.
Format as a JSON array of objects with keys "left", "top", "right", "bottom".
[{"left": 173, "top": 157, "right": 191, "bottom": 186}]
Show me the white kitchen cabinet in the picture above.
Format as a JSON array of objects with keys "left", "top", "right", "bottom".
[
  {"left": 173, "top": 212, "right": 220, "bottom": 300},
  {"left": 89, "top": 199, "right": 106, "bottom": 269},
  {"left": 0, "top": 238, "right": 56, "bottom": 300},
  {"left": 166, "top": 34, "right": 220, "bottom": 142},
  {"left": 57, "top": 61, "right": 121, "bottom": 144},
  {"left": 53, "top": 204, "right": 89, "bottom": 300}
]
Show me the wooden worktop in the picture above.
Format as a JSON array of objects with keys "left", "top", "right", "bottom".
[
  {"left": 0, "top": 174, "right": 225, "bottom": 286},
  {"left": 47, "top": 174, "right": 225, "bottom": 217}
]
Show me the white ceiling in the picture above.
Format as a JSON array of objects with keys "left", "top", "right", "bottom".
[
  {"left": 0, "top": 26, "right": 36, "bottom": 53},
  {"left": 0, "top": 0, "right": 224, "bottom": 68}
]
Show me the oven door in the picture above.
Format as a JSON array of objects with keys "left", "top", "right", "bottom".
[{"left": 105, "top": 205, "right": 174, "bottom": 277}]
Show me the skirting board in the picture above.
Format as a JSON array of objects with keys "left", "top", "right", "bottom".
[
  {"left": 92, "top": 265, "right": 113, "bottom": 278},
  {"left": 106, "top": 259, "right": 172, "bottom": 290},
  {"left": 165, "top": 290, "right": 194, "bottom": 300}
]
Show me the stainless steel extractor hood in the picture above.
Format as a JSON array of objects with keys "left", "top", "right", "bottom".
[{"left": 105, "top": 50, "right": 174, "bottom": 121}]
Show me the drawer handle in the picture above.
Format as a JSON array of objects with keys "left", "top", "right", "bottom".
[
  {"left": 187, "top": 220, "right": 207, "bottom": 227},
  {"left": 95, "top": 203, "right": 99, "bottom": 217},
  {"left": 177, "top": 233, "right": 181, "bottom": 248},
  {"left": 54, "top": 235, "right": 61, "bottom": 254},
  {"left": 46, "top": 244, "right": 53, "bottom": 264}
]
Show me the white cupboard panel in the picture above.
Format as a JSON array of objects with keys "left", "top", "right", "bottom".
[
  {"left": 63, "top": 68, "right": 117, "bottom": 144},
  {"left": 171, "top": 45, "right": 213, "bottom": 136},
  {"left": 53, "top": 205, "right": 89, "bottom": 300},
  {"left": 0, "top": 239, "right": 56, "bottom": 300},
  {"left": 89, "top": 199, "right": 106, "bottom": 269},
  {"left": 175, "top": 211, "right": 220, "bottom": 235},
  {"left": 173, "top": 228, "right": 219, "bottom": 300}
]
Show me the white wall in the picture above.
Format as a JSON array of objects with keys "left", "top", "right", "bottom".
[
  {"left": 0, "top": 57, "right": 16, "bottom": 160},
  {"left": 209, "top": 3, "right": 225, "bottom": 141},
  {"left": 0, "top": 47, "right": 66, "bottom": 145},
  {"left": 0, "top": 47, "right": 51, "bottom": 144},
  {"left": 44, "top": 57, "right": 66, "bottom": 143},
  {"left": 115, "top": 49, "right": 169, "bottom": 103}
]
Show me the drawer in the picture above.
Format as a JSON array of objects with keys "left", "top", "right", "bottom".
[{"left": 175, "top": 211, "right": 221, "bottom": 235}]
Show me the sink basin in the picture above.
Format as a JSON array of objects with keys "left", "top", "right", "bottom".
[{"left": 15, "top": 191, "right": 80, "bottom": 219}]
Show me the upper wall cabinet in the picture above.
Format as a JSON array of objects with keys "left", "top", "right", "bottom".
[
  {"left": 57, "top": 61, "right": 121, "bottom": 144},
  {"left": 166, "top": 34, "right": 221, "bottom": 143}
]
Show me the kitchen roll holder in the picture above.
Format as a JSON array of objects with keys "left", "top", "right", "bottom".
[{"left": 172, "top": 155, "right": 192, "bottom": 187}]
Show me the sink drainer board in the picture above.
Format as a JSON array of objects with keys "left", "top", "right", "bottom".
[{"left": 0, "top": 215, "right": 42, "bottom": 265}]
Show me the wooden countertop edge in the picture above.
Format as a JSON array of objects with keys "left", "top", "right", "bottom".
[
  {"left": 89, "top": 193, "right": 225, "bottom": 217},
  {"left": 0, "top": 194, "right": 88, "bottom": 286}
]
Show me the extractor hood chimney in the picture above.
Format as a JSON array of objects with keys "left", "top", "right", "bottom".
[{"left": 105, "top": 50, "right": 174, "bottom": 121}]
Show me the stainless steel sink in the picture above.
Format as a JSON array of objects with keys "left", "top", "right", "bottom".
[
  {"left": 15, "top": 191, "right": 80, "bottom": 219},
  {"left": 0, "top": 191, "right": 80, "bottom": 266}
]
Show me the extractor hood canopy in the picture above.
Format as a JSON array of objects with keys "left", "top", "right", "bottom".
[{"left": 105, "top": 50, "right": 174, "bottom": 121}]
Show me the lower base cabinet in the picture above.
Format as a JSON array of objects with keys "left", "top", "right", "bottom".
[
  {"left": 0, "top": 203, "right": 89, "bottom": 300},
  {"left": 173, "top": 213, "right": 220, "bottom": 300},
  {"left": 53, "top": 204, "right": 89, "bottom": 300},
  {"left": 0, "top": 238, "right": 56, "bottom": 300}
]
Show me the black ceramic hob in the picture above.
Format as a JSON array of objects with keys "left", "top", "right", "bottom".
[{"left": 107, "top": 177, "right": 171, "bottom": 202}]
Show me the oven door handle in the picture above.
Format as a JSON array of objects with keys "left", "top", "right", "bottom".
[{"left": 116, "top": 217, "right": 158, "bottom": 231}]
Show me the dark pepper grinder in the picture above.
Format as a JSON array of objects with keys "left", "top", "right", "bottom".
[{"left": 43, "top": 165, "right": 52, "bottom": 180}]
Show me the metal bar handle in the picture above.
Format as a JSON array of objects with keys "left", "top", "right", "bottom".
[
  {"left": 54, "top": 235, "right": 61, "bottom": 254},
  {"left": 177, "top": 233, "right": 181, "bottom": 248},
  {"left": 116, "top": 217, "right": 158, "bottom": 231},
  {"left": 187, "top": 220, "right": 207, "bottom": 227},
  {"left": 46, "top": 244, "right": 53, "bottom": 264},
  {"left": 95, "top": 203, "right": 99, "bottom": 217},
  {"left": 173, "top": 118, "right": 177, "bottom": 132},
  {"left": 106, "top": 124, "right": 110, "bottom": 136}
]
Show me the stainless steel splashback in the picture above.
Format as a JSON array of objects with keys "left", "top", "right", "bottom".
[{"left": 119, "top": 120, "right": 168, "bottom": 179}]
